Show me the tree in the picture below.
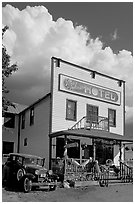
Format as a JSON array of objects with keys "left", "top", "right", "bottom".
[{"left": 2, "top": 26, "right": 18, "bottom": 116}]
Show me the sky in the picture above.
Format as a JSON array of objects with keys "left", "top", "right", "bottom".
[{"left": 2, "top": 1, "right": 133, "bottom": 137}]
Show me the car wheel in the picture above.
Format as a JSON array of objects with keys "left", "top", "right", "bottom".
[
  {"left": 17, "top": 169, "right": 25, "bottom": 181},
  {"left": 99, "top": 180, "right": 105, "bottom": 187},
  {"left": 49, "top": 185, "right": 56, "bottom": 191},
  {"left": 23, "top": 177, "right": 32, "bottom": 193}
]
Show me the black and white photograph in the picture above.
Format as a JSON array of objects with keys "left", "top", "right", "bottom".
[{"left": 2, "top": 1, "right": 133, "bottom": 202}]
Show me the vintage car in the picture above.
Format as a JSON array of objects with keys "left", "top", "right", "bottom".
[{"left": 2, "top": 153, "right": 58, "bottom": 192}]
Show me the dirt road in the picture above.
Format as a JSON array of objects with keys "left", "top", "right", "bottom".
[{"left": 2, "top": 184, "right": 133, "bottom": 202}]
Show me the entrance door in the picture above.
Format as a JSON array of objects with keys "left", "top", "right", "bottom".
[
  {"left": 96, "top": 140, "right": 114, "bottom": 164},
  {"left": 86, "top": 104, "right": 98, "bottom": 122},
  {"left": 84, "top": 145, "right": 93, "bottom": 159}
]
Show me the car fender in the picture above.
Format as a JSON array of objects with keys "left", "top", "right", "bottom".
[{"left": 20, "top": 173, "right": 35, "bottom": 181}]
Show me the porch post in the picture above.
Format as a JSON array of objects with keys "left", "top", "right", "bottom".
[
  {"left": 119, "top": 141, "right": 122, "bottom": 176},
  {"left": 93, "top": 139, "right": 96, "bottom": 161},
  {"left": 119, "top": 141, "right": 122, "bottom": 162},
  {"left": 49, "top": 136, "right": 52, "bottom": 169},
  {"left": 123, "top": 143, "right": 125, "bottom": 161},
  {"left": 64, "top": 135, "right": 67, "bottom": 177}
]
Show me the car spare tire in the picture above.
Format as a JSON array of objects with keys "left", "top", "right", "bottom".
[{"left": 17, "top": 169, "right": 25, "bottom": 181}]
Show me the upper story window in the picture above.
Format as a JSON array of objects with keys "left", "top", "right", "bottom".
[
  {"left": 108, "top": 109, "right": 116, "bottom": 127},
  {"left": 24, "top": 138, "right": 28, "bottom": 146},
  {"left": 21, "top": 112, "right": 25, "bottom": 129},
  {"left": 66, "top": 99, "right": 77, "bottom": 121},
  {"left": 4, "top": 113, "right": 15, "bottom": 128},
  {"left": 30, "top": 107, "right": 34, "bottom": 126},
  {"left": 87, "top": 104, "right": 98, "bottom": 122}
]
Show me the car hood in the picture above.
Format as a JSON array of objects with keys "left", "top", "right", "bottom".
[{"left": 25, "top": 164, "right": 47, "bottom": 172}]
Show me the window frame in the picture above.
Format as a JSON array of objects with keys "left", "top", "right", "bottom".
[
  {"left": 24, "top": 138, "right": 28, "bottom": 146},
  {"left": 86, "top": 104, "right": 99, "bottom": 123},
  {"left": 66, "top": 99, "right": 77, "bottom": 121},
  {"left": 21, "top": 112, "right": 25, "bottom": 129},
  {"left": 108, "top": 108, "right": 116, "bottom": 127},
  {"left": 30, "top": 107, "right": 34, "bottom": 126}
]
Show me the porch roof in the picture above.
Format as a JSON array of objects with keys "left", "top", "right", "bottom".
[{"left": 49, "top": 129, "right": 133, "bottom": 142}]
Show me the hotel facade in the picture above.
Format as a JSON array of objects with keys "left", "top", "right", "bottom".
[{"left": 2, "top": 57, "right": 132, "bottom": 169}]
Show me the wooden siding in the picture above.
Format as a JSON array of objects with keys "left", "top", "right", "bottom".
[
  {"left": 51, "top": 59, "right": 124, "bottom": 136},
  {"left": 19, "top": 96, "right": 50, "bottom": 168},
  {"left": 2, "top": 115, "right": 19, "bottom": 153}
]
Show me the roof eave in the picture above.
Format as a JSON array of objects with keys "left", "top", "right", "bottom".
[{"left": 49, "top": 129, "right": 133, "bottom": 142}]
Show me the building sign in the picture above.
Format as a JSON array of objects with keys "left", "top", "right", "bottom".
[
  {"left": 59, "top": 74, "right": 121, "bottom": 105},
  {"left": 65, "top": 142, "right": 79, "bottom": 148}
]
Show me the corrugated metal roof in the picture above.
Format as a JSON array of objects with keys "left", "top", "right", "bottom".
[{"left": 49, "top": 129, "right": 133, "bottom": 142}]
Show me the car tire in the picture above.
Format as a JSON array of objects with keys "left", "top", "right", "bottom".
[
  {"left": 99, "top": 180, "right": 105, "bottom": 187},
  {"left": 22, "top": 177, "right": 32, "bottom": 193},
  {"left": 49, "top": 185, "right": 56, "bottom": 191}
]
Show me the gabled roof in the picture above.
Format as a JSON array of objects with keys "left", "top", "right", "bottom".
[
  {"left": 5, "top": 103, "right": 28, "bottom": 114},
  {"left": 21, "top": 92, "right": 51, "bottom": 113},
  {"left": 4, "top": 92, "right": 51, "bottom": 115}
]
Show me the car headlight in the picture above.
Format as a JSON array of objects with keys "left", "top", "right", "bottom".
[
  {"left": 48, "top": 170, "right": 53, "bottom": 175},
  {"left": 35, "top": 170, "right": 40, "bottom": 175}
]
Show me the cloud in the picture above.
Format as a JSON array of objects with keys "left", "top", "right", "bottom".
[
  {"left": 110, "top": 29, "right": 119, "bottom": 41},
  {"left": 2, "top": 5, "right": 133, "bottom": 123}
]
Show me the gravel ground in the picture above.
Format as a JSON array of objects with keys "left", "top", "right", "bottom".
[{"left": 2, "top": 183, "right": 133, "bottom": 202}]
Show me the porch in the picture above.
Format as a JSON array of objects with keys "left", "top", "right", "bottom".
[{"left": 49, "top": 128, "right": 133, "bottom": 187}]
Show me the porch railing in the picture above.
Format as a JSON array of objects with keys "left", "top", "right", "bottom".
[
  {"left": 120, "top": 161, "right": 133, "bottom": 183},
  {"left": 99, "top": 165, "right": 109, "bottom": 187},
  {"left": 51, "top": 158, "right": 133, "bottom": 187},
  {"left": 51, "top": 158, "right": 109, "bottom": 186},
  {"left": 70, "top": 116, "right": 109, "bottom": 131}
]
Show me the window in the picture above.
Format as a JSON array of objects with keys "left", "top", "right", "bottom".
[
  {"left": 56, "top": 138, "right": 80, "bottom": 159},
  {"left": 4, "top": 113, "right": 15, "bottom": 128},
  {"left": 30, "top": 107, "right": 34, "bottom": 126},
  {"left": 87, "top": 104, "right": 98, "bottom": 122},
  {"left": 67, "top": 139, "right": 80, "bottom": 159},
  {"left": 24, "top": 138, "right": 28, "bottom": 146},
  {"left": 21, "top": 112, "right": 25, "bottom": 129},
  {"left": 3, "top": 141, "right": 14, "bottom": 154},
  {"left": 66, "top": 99, "right": 77, "bottom": 121},
  {"left": 108, "top": 109, "right": 116, "bottom": 127},
  {"left": 83, "top": 145, "right": 93, "bottom": 159}
]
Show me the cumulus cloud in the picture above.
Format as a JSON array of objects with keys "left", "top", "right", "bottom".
[
  {"left": 110, "top": 29, "right": 119, "bottom": 41},
  {"left": 2, "top": 5, "right": 133, "bottom": 123}
]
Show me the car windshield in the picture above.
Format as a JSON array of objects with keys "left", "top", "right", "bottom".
[{"left": 24, "top": 157, "right": 44, "bottom": 166}]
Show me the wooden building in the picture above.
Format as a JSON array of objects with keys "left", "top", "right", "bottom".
[{"left": 2, "top": 57, "right": 132, "bottom": 169}]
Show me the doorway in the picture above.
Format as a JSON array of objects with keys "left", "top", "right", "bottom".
[{"left": 95, "top": 140, "right": 114, "bottom": 164}]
